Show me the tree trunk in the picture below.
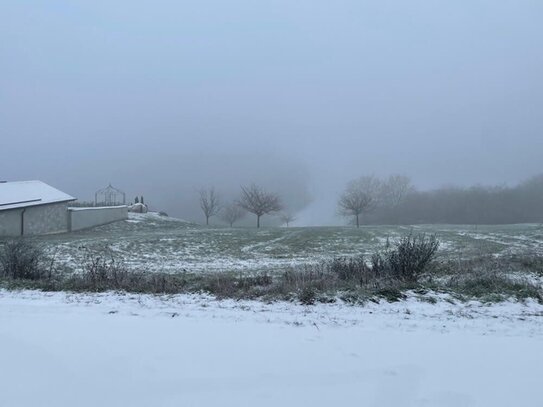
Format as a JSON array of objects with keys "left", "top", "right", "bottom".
[
  {"left": 206, "top": 216, "right": 209, "bottom": 226},
  {"left": 257, "top": 215, "right": 261, "bottom": 228},
  {"left": 356, "top": 214, "right": 359, "bottom": 228}
]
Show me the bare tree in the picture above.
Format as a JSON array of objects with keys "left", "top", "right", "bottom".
[
  {"left": 199, "top": 187, "right": 220, "bottom": 225},
  {"left": 380, "top": 175, "right": 414, "bottom": 208},
  {"left": 238, "top": 184, "right": 282, "bottom": 228},
  {"left": 220, "top": 202, "right": 246, "bottom": 227},
  {"left": 338, "top": 176, "right": 381, "bottom": 228},
  {"left": 279, "top": 212, "right": 296, "bottom": 227}
]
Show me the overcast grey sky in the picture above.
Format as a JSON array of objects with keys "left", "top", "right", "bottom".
[{"left": 1, "top": 1, "right": 542, "bottom": 223}]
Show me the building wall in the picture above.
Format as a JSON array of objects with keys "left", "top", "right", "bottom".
[
  {"left": 68, "top": 206, "right": 128, "bottom": 231},
  {"left": 0, "top": 209, "right": 23, "bottom": 236},
  {"left": 0, "top": 204, "right": 128, "bottom": 237},
  {"left": 0, "top": 202, "right": 69, "bottom": 237},
  {"left": 24, "top": 202, "right": 70, "bottom": 235}
]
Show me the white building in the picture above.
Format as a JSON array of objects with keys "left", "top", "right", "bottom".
[
  {"left": 0, "top": 180, "right": 128, "bottom": 237},
  {"left": 0, "top": 180, "right": 75, "bottom": 236}
]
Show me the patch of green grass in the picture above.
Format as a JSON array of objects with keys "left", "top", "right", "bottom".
[
  {"left": 417, "top": 295, "right": 438, "bottom": 304},
  {"left": 447, "top": 273, "right": 542, "bottom": 303},
  {"left": 375, "top": 288, "right": 407, "bottom": 302}
]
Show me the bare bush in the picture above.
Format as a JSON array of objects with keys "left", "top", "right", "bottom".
[
  {"left": 326, "top": 234, "right": 439, "bottom": 286},
  {"left": 329, "top": 256, "right": 370, "bottom": 282},
  {"left": 202, "top": 272, "right": 273, "bottom": 299},
  {"left": 375, "top": 234, "right": 440, "bottom": 282},
  {"left": 0, "top": 239, "right": 50, "bottom": 280},
  {"left": 281, "top": 263, "right": 336, "bottom": 292},
  {"left": 82, "top": 250, "right": 129, "bottom": 291}
]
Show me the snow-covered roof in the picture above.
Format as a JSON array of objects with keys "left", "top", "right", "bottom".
[{"left": 0, "top": 180, "right": 75, "bottom": 211}]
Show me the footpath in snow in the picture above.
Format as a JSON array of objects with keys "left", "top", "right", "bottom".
[{"left": 1, "top": 290, "right": 542, "bottom": 407}]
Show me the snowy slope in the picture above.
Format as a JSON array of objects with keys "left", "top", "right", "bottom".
[{"left": 1, "top": 291, "right": 542, "bottom": 407}]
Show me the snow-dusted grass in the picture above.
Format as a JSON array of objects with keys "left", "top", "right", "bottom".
[
  {"left": 2, "top": 215, "right": 542, "bottom": 406},
  {"left": 1, "top": 290, "right": 542, "bottom": 407},
  {"left": 34, "top": 213, "right": 543, "bottom": 275}
]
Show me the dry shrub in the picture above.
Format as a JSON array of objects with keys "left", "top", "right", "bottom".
[{"left": 0, "top": 239, "right": 51, "bottom": 280}]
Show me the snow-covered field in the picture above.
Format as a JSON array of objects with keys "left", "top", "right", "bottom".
[
  {"left": 36, "top": 213, "right": 543, "bottom": 275},
  {"left": 2, "top": 216, "right": 543, "bottom": 406},
  {"left": 1, "top": 290, "right": 542, "bottom": 407}
]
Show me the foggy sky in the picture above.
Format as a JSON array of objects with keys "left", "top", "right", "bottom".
[{"left": 1, "top": 1, "right": 542, "bottom": 224}]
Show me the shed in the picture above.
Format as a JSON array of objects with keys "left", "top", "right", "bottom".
[{"left": 0, "top": 180, "right": 76, "bottom": 236}]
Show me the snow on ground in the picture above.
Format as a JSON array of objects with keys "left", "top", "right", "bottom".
[
  {"left": 35, "top": 214, "right": 543, "bottom": 275},
  {"left": 1, "top": 290, "right": 542, "bottom": 407}
]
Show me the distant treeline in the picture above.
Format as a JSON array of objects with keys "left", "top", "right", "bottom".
[{"left": 365, "top": 174, "right": 543, "bottom": 225}]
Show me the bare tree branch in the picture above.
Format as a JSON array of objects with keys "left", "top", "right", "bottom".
[
  {"left": 219, "top": 202, "right": 246, "bottom": 227},
  {"left": 199, "top": 187, "right": 220, "bottom": 225},
  {"left": 238, "top": 184, "right": 282, "bottom": 228},
  {"left": 338, "top": 176, "right": 381, "bottom": 227},
  {"left": 279, "top": 212, "right": 296, "bottom": 227},
  {"left": 380, "top": 175, "right": 414, "bottom": 208}
]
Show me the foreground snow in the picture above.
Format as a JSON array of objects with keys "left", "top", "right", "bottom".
[{"left": 1, "top": 291, "right": 542, "bottom": 407}]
